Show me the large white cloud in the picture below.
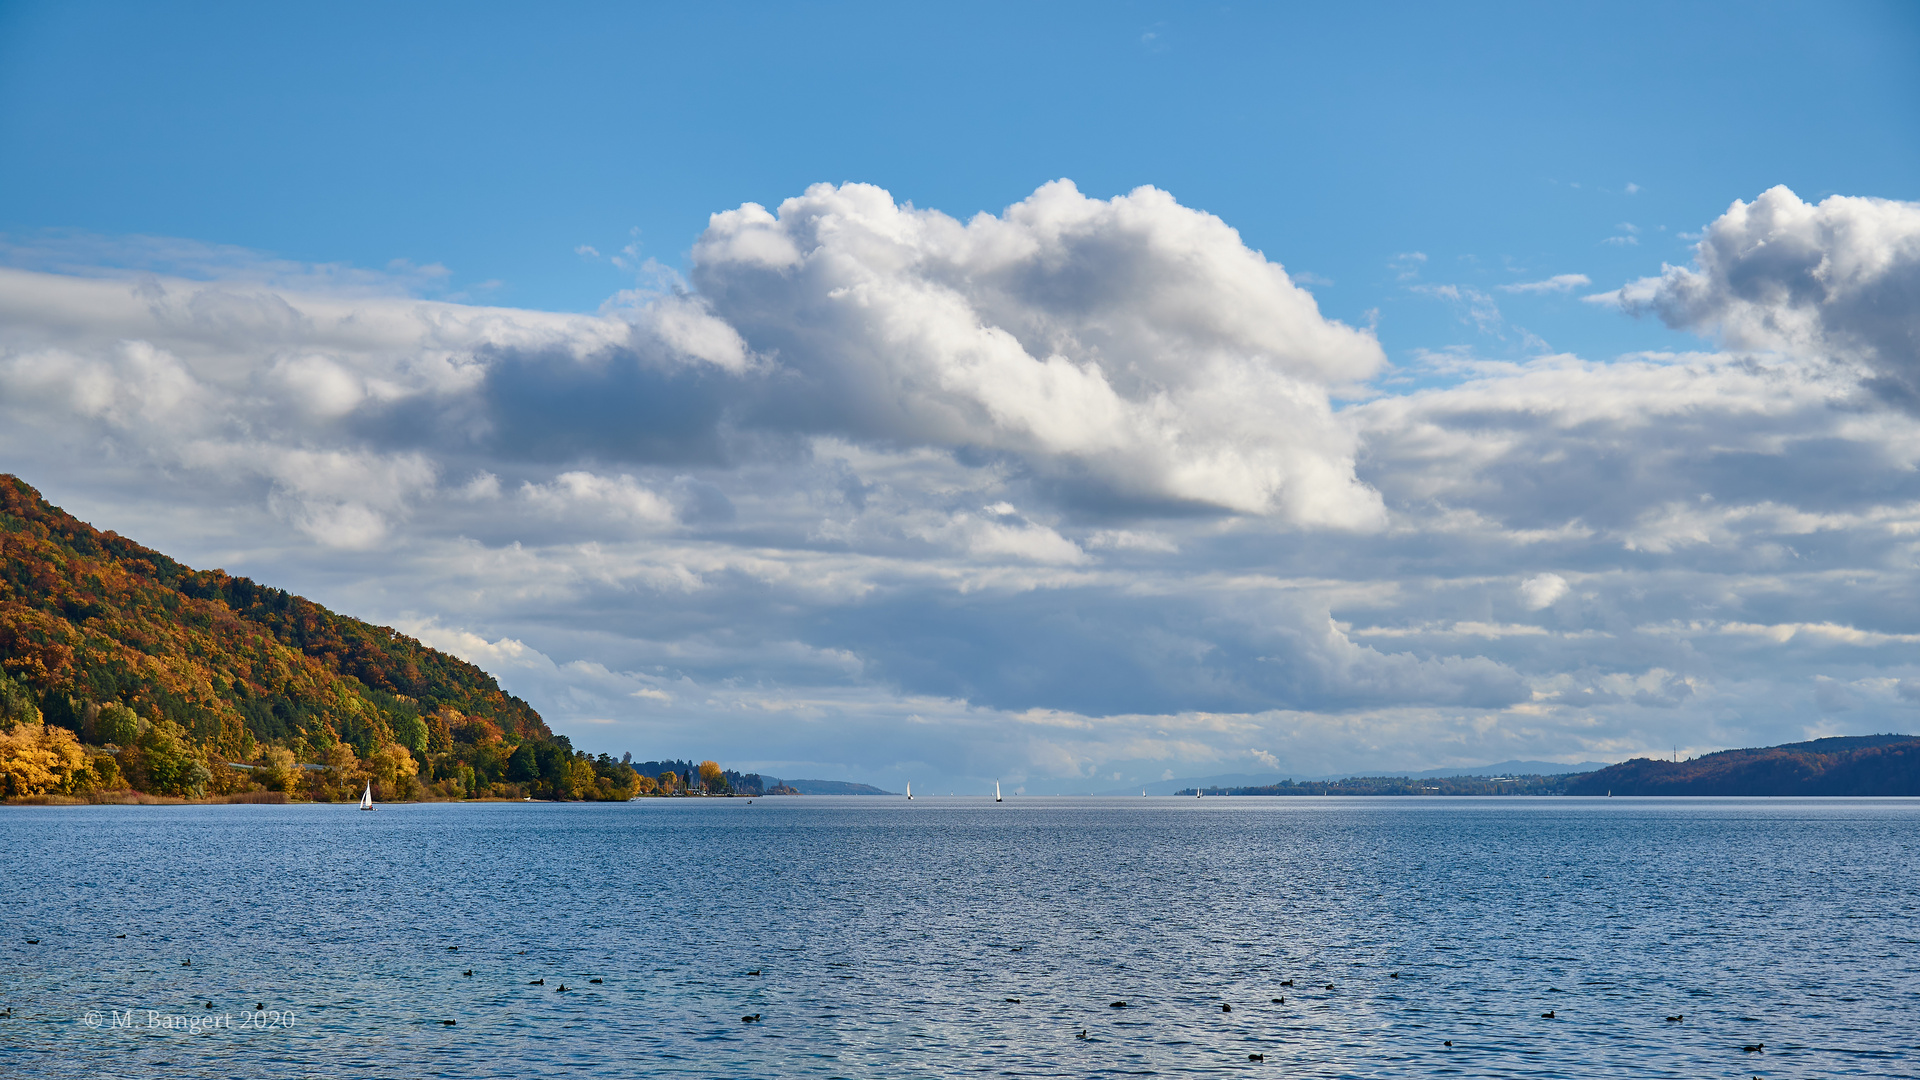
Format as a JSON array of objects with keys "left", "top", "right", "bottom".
[
  {"left": 1612, "top": 185, "right": 1920, "bottom": 404},
  {"left": 693, "top": 180, "right": 1387, "bottom": 525}
]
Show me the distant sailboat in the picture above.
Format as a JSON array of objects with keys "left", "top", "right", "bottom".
[
  {"left": 906, "top": 781, "right": 912, "bottom": 801},
  {"left": 995, "top": 780, "right": 1002, "bottom": 803},
  {"left": 358, "top": 782, "right": 374, "bottom": 811},
  {"left": 1195, "top": 788, "right": 1202, "bottom": 798}
]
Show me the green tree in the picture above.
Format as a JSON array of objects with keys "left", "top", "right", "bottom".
[
  {"left": 393, "top": 713, "right": 429, "bottom": 755},
  {"left": 95, "top": 703, "right": 139, "bottom": 748},
  {"left": 0, "top": 673, "right": 41, "bottom": 733},
  {"left": 506, "top": 743, "right": 539, "bottom": 783},
  {"left": 127, "top": 718, "right": 211, "bottom": 797}
]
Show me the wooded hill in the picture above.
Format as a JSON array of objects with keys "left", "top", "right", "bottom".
[
  {"left": 1186, "top": 734, "right": 1920, "bottom": 797},
  {"left": 0, "top": 474, "right": 639, "bottom": 802},
  {"left": 1563, "top": 734, "right": 1920, "bottom": 796}
]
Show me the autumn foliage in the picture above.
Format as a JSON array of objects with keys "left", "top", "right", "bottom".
[{"left": 0, "top": 474, "right": 641, "bottom": 802}]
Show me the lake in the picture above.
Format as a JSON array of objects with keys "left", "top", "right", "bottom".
[{"left": 2, "top": 797, "right": 1916, "bottom": 1077}]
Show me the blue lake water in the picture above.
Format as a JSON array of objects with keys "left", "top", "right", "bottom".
[{"left": 1, "top": 797, "right": 1917, "bottom": 1078}]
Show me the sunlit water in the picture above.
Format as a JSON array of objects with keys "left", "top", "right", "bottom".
[{"left": 1, "top": 797, "right": 1916, "bottom": 1078}]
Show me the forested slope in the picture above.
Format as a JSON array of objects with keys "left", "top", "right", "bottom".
[
  {"left": 0, "top": 474, "right": 638, "bottom": 801},
  {"left": 1564, "top": 734, "right": 1920, "bottom": 795}
]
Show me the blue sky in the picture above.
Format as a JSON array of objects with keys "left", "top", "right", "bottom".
[
  {"left": 2, "top": 1, "right": 1919, "bottom": 789},
  {"left": 7, "top": 1, "right": 1914, "bottom": 354}
]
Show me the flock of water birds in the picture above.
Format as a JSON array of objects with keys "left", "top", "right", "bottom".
[{"left": 11, "top": 935, "right": 1776, "bottom": 1069}]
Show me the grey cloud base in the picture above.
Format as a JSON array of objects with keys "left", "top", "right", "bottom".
[{"left": 4, "top": 182, "right": 1920, "bottom": 787}]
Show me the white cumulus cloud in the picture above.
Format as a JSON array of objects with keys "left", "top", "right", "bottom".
[
  {"left": 1613, "top": 185, "right": 1920, "bottom": 405},
  {"left": 693, "top": 180, "right": 1388, "bottom": 525}
]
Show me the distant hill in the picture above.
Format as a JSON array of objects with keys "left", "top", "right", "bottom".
[
  {"left": 777, "top": 778, "right": 895, "bottom": 795},
  {"left": 1185, "top": 774, "right": 1573, "bottom": 797},
  {"left": 1110, "top": 759, "right": 1613, "bottom": 796},
  {"left": 0, "top": 474, "right": 648, "bottom": 802},
  {"left": 1564, "top": 734, "right": 1920, "bottom": 796}
]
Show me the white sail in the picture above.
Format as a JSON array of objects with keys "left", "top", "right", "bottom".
[
  {"left": 906, "top": 781, "right": 912, "bottom": 800},
  {"left": 359, "top": 782, "right": 374, "bottom": 811},
  {"left": 994, "top": 780, "right": 1002, "bottom": 802}
]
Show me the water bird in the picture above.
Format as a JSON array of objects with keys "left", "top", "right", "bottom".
[
  {"left": 1444, "top": 1040, "right": 1452, "bottom": 1047},
  {"left": 115, "top": 934, "right": 125, "bottom": 939},
  {"left": 24, "top": 940, "right": 37, "bottom": 945},
  {"left": 204, "top": 1002, "right": 213, "bottom": 1009},
  {"left": 1222, "top": 1004, "right": 1232, "bottom": 1012},
  {"left": 1110, "top": 1001, "right": 1127, "bottom": 1008},
  {"left": 181, "top": 959, "right": 191, "bottom": 966},
  {"left": 529, "top": 978, "right": 544, "bottom": 985},
  {"left": 1248, "top": 1054, "right": 1264, "bottom": 1061},
  {"left": 1389, "top": 972, "right": 1400, "bottom": 978},
  {"left": 1271, "top": 997, "right": 1284, "bottom": 1004},
  {"left": 1742, "top": 1044, "right": 1764, "bottom": 1053},
  {"left": 741, "top": 1013, "right": 761, "bottom": 1023},
  {"left": 1665, "top": 1014, "right": 1683, "bottom": 1022},
  {"left": 1076, "top": 1028, "right": 1088, "bottom": 1039},
  {"left": 1279, "top": 980, "right": 1293, "bottom": 987},
  {"left": 747, "top": 969, "right": 761, "bottom": 976},
  {"left": 447, "top": 946, "right": 458, "bottom": 951},
  {"left": 255, "top": 1005, "right": 263, "bottom": 1010},
  {"left": 1011, "top": 946, "right": 1024, "bottom": 952},
  {"left": 590, "top": 978, "right": 603, "bottom": 984},
  {"left": 1324, "top": 984, "right": 1335, "bottom": 991},
  {"left": 463, "top": 970, "right": 472, "bottom": 976},
  {"left": 1541, "top": 1011, "right": 1556, "bottom": 1019},
  {"left": 556, "top": 984, "right": 569, "bottom": 992},
  {"left": 441, "top": 1019, "right": 456, "bottom": 1026}
]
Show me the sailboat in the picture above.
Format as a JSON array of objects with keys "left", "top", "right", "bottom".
[
  {"left": 358, "top": 782, "right": 374, "bottom": 811},
  {"left": 994, "top": 780, "right": 1002, "bottom": 803},
  {"left": 906, "top": 781, "right": 912, "bottom": 801}
]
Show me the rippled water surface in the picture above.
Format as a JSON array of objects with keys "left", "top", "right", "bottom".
[{"left": 2, "top": 797, "right": 1917, "bottom": 1077}]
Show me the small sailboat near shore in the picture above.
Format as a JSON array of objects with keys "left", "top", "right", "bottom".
[
  {"left": 994, "top": 780, "right": 1002, "bottom": 803},
  {"left": 358, "top": 782, "right": 374, "bottom": 811}
]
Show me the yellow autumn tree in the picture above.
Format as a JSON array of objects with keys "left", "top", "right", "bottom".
[
  {"left": 256, "top": 746, "right": 299, "bottom": 793},
  {"left": 368, "top": 743, "right": 420, "bottom": 800},
  {"left": 699, "top": 760, "right": 726, "bottom": 793},
  {"left": 0, "top": 723, "right": 91, "bottom": 798},
  {"left": 562, "top": 756, "right": 599, "bottom": 800}
]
